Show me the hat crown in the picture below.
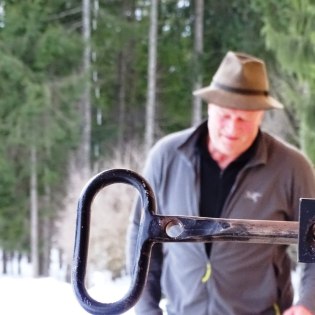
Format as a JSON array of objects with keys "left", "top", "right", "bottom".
[
  {"left": 192, "top": 50, "right": 283, "bottom": 110},
  {"left": 213, "top": 51, "right": 269, "bottom": 92}
]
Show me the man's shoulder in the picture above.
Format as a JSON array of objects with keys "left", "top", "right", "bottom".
[
  {"left": 152, "top": 127, "right": 195, "bottom": 152},
  {"left": 262, "top": 132, "right": 312, "bottom": 165},
  {"left": 263, "top": 132, "right": 299, "bottom": 153}
]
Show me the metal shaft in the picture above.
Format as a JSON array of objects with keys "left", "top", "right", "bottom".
[{"left": 154, "top": 216, "right": 299, "bottom": 245}]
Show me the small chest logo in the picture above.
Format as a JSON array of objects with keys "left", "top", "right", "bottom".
[{"left": 245, "top": 190, "right": 262, "bottom": 203}]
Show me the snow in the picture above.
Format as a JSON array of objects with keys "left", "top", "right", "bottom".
[
  {"left": 0, "top": 249, "right": 301, "bottom": 314},
  {"left": 0, "top": 251, "right": 135, "bottom": 315},
  {"left": 0, "top": 269, "right": 301, "bottom": 315},
  {"left": 0, "top": 273, "right": 135, "bottom": 315}
]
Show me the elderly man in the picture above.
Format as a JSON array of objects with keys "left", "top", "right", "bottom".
[{"left": 127, "top": 51, "right": 315, "bottom": 315}]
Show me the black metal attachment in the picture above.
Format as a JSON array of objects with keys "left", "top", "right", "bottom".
[
  {"left": 72, "top": 168, "right": 315, "bottom": 315},
  {"left": 299, "top": 198, "right": 315, "bottom": 263}
]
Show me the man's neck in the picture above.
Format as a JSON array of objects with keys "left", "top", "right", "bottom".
[{"left": 208, "top": 143, "right": 238, "bottom": 170}]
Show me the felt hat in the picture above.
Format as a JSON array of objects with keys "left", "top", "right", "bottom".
[{"left": 193, "top": 51, "right": 283, "bottom": 110}]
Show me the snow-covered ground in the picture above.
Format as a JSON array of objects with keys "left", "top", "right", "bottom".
[
  {"left": 0, "top": 250, "right": 135, "bottom": 315},
  {"left": 0, "top": 269, "right": 301, "bottom": 315},
  {"left": 0, "top": 273, "right": 135, "bottom": 315},
  {"left": 0, "top": 249, "right": 301, "bottom": 315}
]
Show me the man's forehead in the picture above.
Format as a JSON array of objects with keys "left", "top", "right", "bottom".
[{"left": 208, "top": 103, "right": 264, "bottom": 116}]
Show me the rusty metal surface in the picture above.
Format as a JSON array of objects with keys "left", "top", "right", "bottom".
[
  {"left": 72, "top": 168, "right": 315, "bottom": 315},
  {"left": 153, "top": 215, "right": 299, "bottom": 244}
]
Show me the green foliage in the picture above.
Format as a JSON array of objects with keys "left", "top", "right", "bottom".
[
  {"left": 0, "top": 53, "right": 29, "bottom": 125},
  {"left": 0, "top": 1, "right": 83, "bottom": 254},
  {"left": 201, "top": 0, "right": 267, "bottom": 82},
  {"left": 35, "top": 25, "right": 83, "bottom": 76},
  {"left": 252, "top": 0, "right": 315, "bottom": 162},
  {"left": 91, "top": 1, "right": 150, "bottom": 152},
  {"left": 254, "top": 0, "right": 315, "bottom": 80}
]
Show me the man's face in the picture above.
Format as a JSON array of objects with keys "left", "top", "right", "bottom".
[{"left": 207, "top": 104, "right": 264, "bottom": 160}]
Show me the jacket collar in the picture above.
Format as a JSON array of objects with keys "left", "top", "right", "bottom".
[
  {"left": 177, "top": 120, "right": 208, "bottom": 162},
  {"left": 178, "top": 120, "right": 268, "bottom": 168}
]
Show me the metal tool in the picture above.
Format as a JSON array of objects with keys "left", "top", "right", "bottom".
[{"left": 72, "top": 168, "right": 315, "bottom": 315}]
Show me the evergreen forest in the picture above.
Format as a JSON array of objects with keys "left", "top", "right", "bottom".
[{"left": 1, "top": 0, "right": 315, "bottom": 280}]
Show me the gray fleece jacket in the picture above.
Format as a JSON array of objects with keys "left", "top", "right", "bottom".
[{"left": 127, "top": 121, "right": 315, "bottom": 315}]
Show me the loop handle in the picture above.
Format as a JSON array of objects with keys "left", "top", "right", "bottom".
[{"left": 72, "top": 169, "right": 156, "bottom": 315}]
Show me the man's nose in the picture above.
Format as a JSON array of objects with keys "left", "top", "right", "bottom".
[{"left": 224, "top": 119, "right": 239, "bottom": 134}]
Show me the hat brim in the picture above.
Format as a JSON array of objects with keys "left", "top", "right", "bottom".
[{"left": 193, "top": 86, "right": 283, "bottom": 111}]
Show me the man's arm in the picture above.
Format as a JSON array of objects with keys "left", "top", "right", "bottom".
[
  {"left": 126, "top": 197, "right": 163, "bottom": 315},
  {"left": 126, "top": 137, "right": 175, "bottom": 314}
]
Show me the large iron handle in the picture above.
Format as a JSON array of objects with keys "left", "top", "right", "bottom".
[
  {"left": 72, "top": 169, "right": 156, "bottom": 315},
  {"left": 72, "top": 168, "right": 315, "bottom": 315}
]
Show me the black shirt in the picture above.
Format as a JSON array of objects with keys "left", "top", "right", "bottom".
[{"left": 197, "top": 124, "right": 259, "bottom": 256}]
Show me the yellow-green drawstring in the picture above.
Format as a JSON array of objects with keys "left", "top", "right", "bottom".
[
  {"left": 201, "top": 263, "right": 212, "bottom": 283},
  {"left": 273, "top": 303, "right": 280, "bottom": 315}
]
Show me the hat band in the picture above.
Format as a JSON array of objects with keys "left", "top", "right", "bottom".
[{"left": 212, "top": 81, "right": 269, "bottom": 96}]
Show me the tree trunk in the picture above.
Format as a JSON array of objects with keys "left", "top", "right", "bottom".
[
  {"left": 117, "top": 0, "right": 136, "bottom": 153},
  {"left": 191, "top": 0, "right": 204, "bottom": 126},
  {"left": 17, "top": 252, "right": 22, "bottom": 275},
  {"left": 40, "top": 182, "right": 51, "bottom": 276},
  {"left": 117, "top": 50, "right": 127, "bottom": 153},
  {"left": 30, "top": 145, "right": 39, "bottom": 277},
  {"left": 80, "top": 0, "right": 92, "bottom": 179},
  {"left": 2, "top": 249, "right": 7, "bottom": 274},
  {"left": 145, "top": 0, "right": 158, "bottom": 152}
]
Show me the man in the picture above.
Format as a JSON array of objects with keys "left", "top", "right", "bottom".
[{"left": 127, "top": 51, "right": 315, "bottom": 315}]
